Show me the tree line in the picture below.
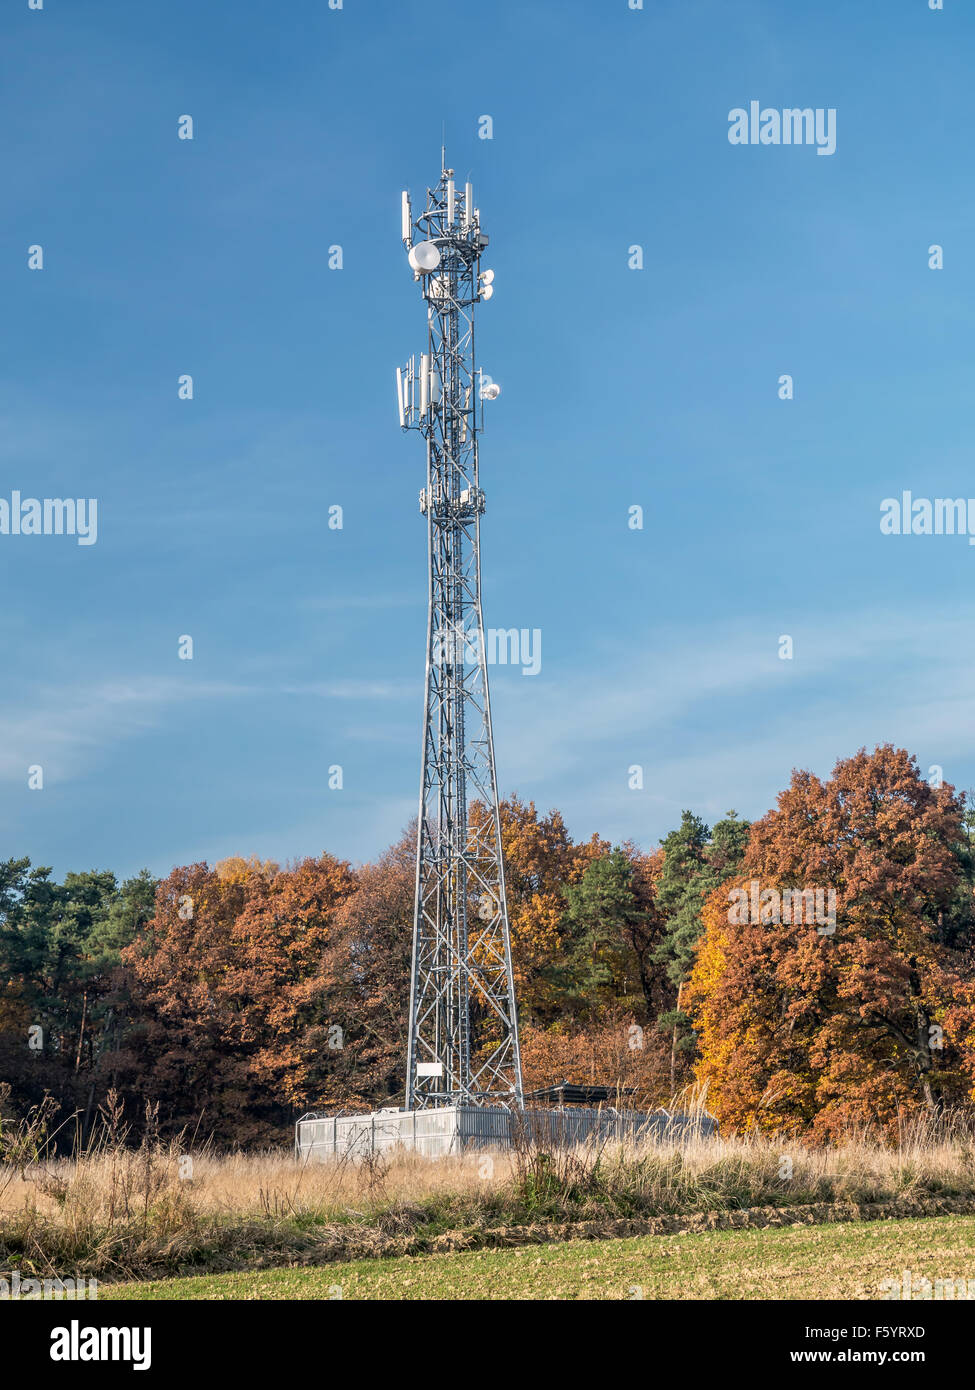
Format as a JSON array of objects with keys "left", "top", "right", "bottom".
[{"left": 2, "top": 744, "right": 974, "bottom": 1146}]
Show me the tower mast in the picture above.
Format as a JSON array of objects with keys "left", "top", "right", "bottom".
[{"left": 397, "top": 159, "right": 523, "bottom": 1111}]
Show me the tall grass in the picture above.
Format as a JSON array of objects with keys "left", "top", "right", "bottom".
[{"left": 3, "top": 1089, "right": 975, "bottom": 1283}]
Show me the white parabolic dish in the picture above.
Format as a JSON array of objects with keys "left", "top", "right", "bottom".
[{"left": 408, "top": 240, "right": 441, "bottom": 273}]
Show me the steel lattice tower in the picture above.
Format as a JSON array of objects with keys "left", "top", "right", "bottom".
[{"left": 397, "top": 156, "right": 523, "bottom": 1111}]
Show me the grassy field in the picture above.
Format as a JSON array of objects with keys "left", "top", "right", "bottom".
[
  {"left": 5, "top": 1101, "right": 975, "bottom": 1284},
  {"left": 99, "top": 1213, "right": 975, "bottom": 1301}
]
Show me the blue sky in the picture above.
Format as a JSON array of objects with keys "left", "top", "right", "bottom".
[{"left": 2, "top": 0, "right": 973, "bottom": 881}]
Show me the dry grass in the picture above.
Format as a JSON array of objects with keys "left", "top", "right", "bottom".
[
  {"left": 0, "top": 1145, "right": 502, "bottom": 1223},
  {"left": 6, "top": 1125, "right": 974, "bottom": 1224},
  {"left": 3, "top": 1091, "right": 975, "bottom": 1285}
]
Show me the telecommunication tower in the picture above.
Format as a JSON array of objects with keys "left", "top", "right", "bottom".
[{"left": 397, "top": 155, "right": 523, "bottom": 1111}]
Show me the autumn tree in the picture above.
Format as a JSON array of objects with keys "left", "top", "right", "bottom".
[
  {"left": 519, "top": 1006, "right": 671, "bottom": 1109},
  {"left": 115, "top": 854, "right": 355, "bottom": 1143},
  {"left": 470, "top": 795, "right": 608, "bottom": 1025},
  {"left": 315, "top": 829, "right": 415, "bottom": 1108},
  {"left": 222, "top": 853, "right": 357, "bottom": 1121},
  {"left": 112, "top": 861, "right": 254, "bottom": 1140},
  {"left": 688, "top": 746, "right": 975, "bottom": 1138}
]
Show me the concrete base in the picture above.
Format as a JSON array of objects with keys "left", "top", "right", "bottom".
[{"left": 295, "top": 1104, "right": 715, "bottom": 1162}]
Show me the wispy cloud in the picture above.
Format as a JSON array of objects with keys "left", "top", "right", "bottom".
[
  {"left": 0, "top": 678, "right": 252, "bottom": 784},
  {"left": 491, "top": 604, "right": 975, "bottom": 844},
  {"left": 5, "top": 603, "right": 975, "bottom": 864},
  {"left": 0, "top": 673, "right": 411, "bottom": 786}
]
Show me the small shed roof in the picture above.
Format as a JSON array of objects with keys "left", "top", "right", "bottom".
[{"left": 525, "top": 1080, "right": 637, "bottom": 1107}]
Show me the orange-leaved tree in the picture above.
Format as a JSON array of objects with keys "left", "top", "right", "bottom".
[
  {"left": 469, "top": 795, "right": 609, "bottom": 1026},
  {"left": 687, "top": 746, "right": 975, "bottom": 1138},
  {"left": 316, "top": 829, "right": 415, "bottom": 1109},
  {"left": 115, "top": 853, "right": 355, "bottom": 1144}
]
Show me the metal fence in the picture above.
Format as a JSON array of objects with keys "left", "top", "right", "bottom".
[{"left": 295, "top": 1105, "right": 715, "bottom": 1162}]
